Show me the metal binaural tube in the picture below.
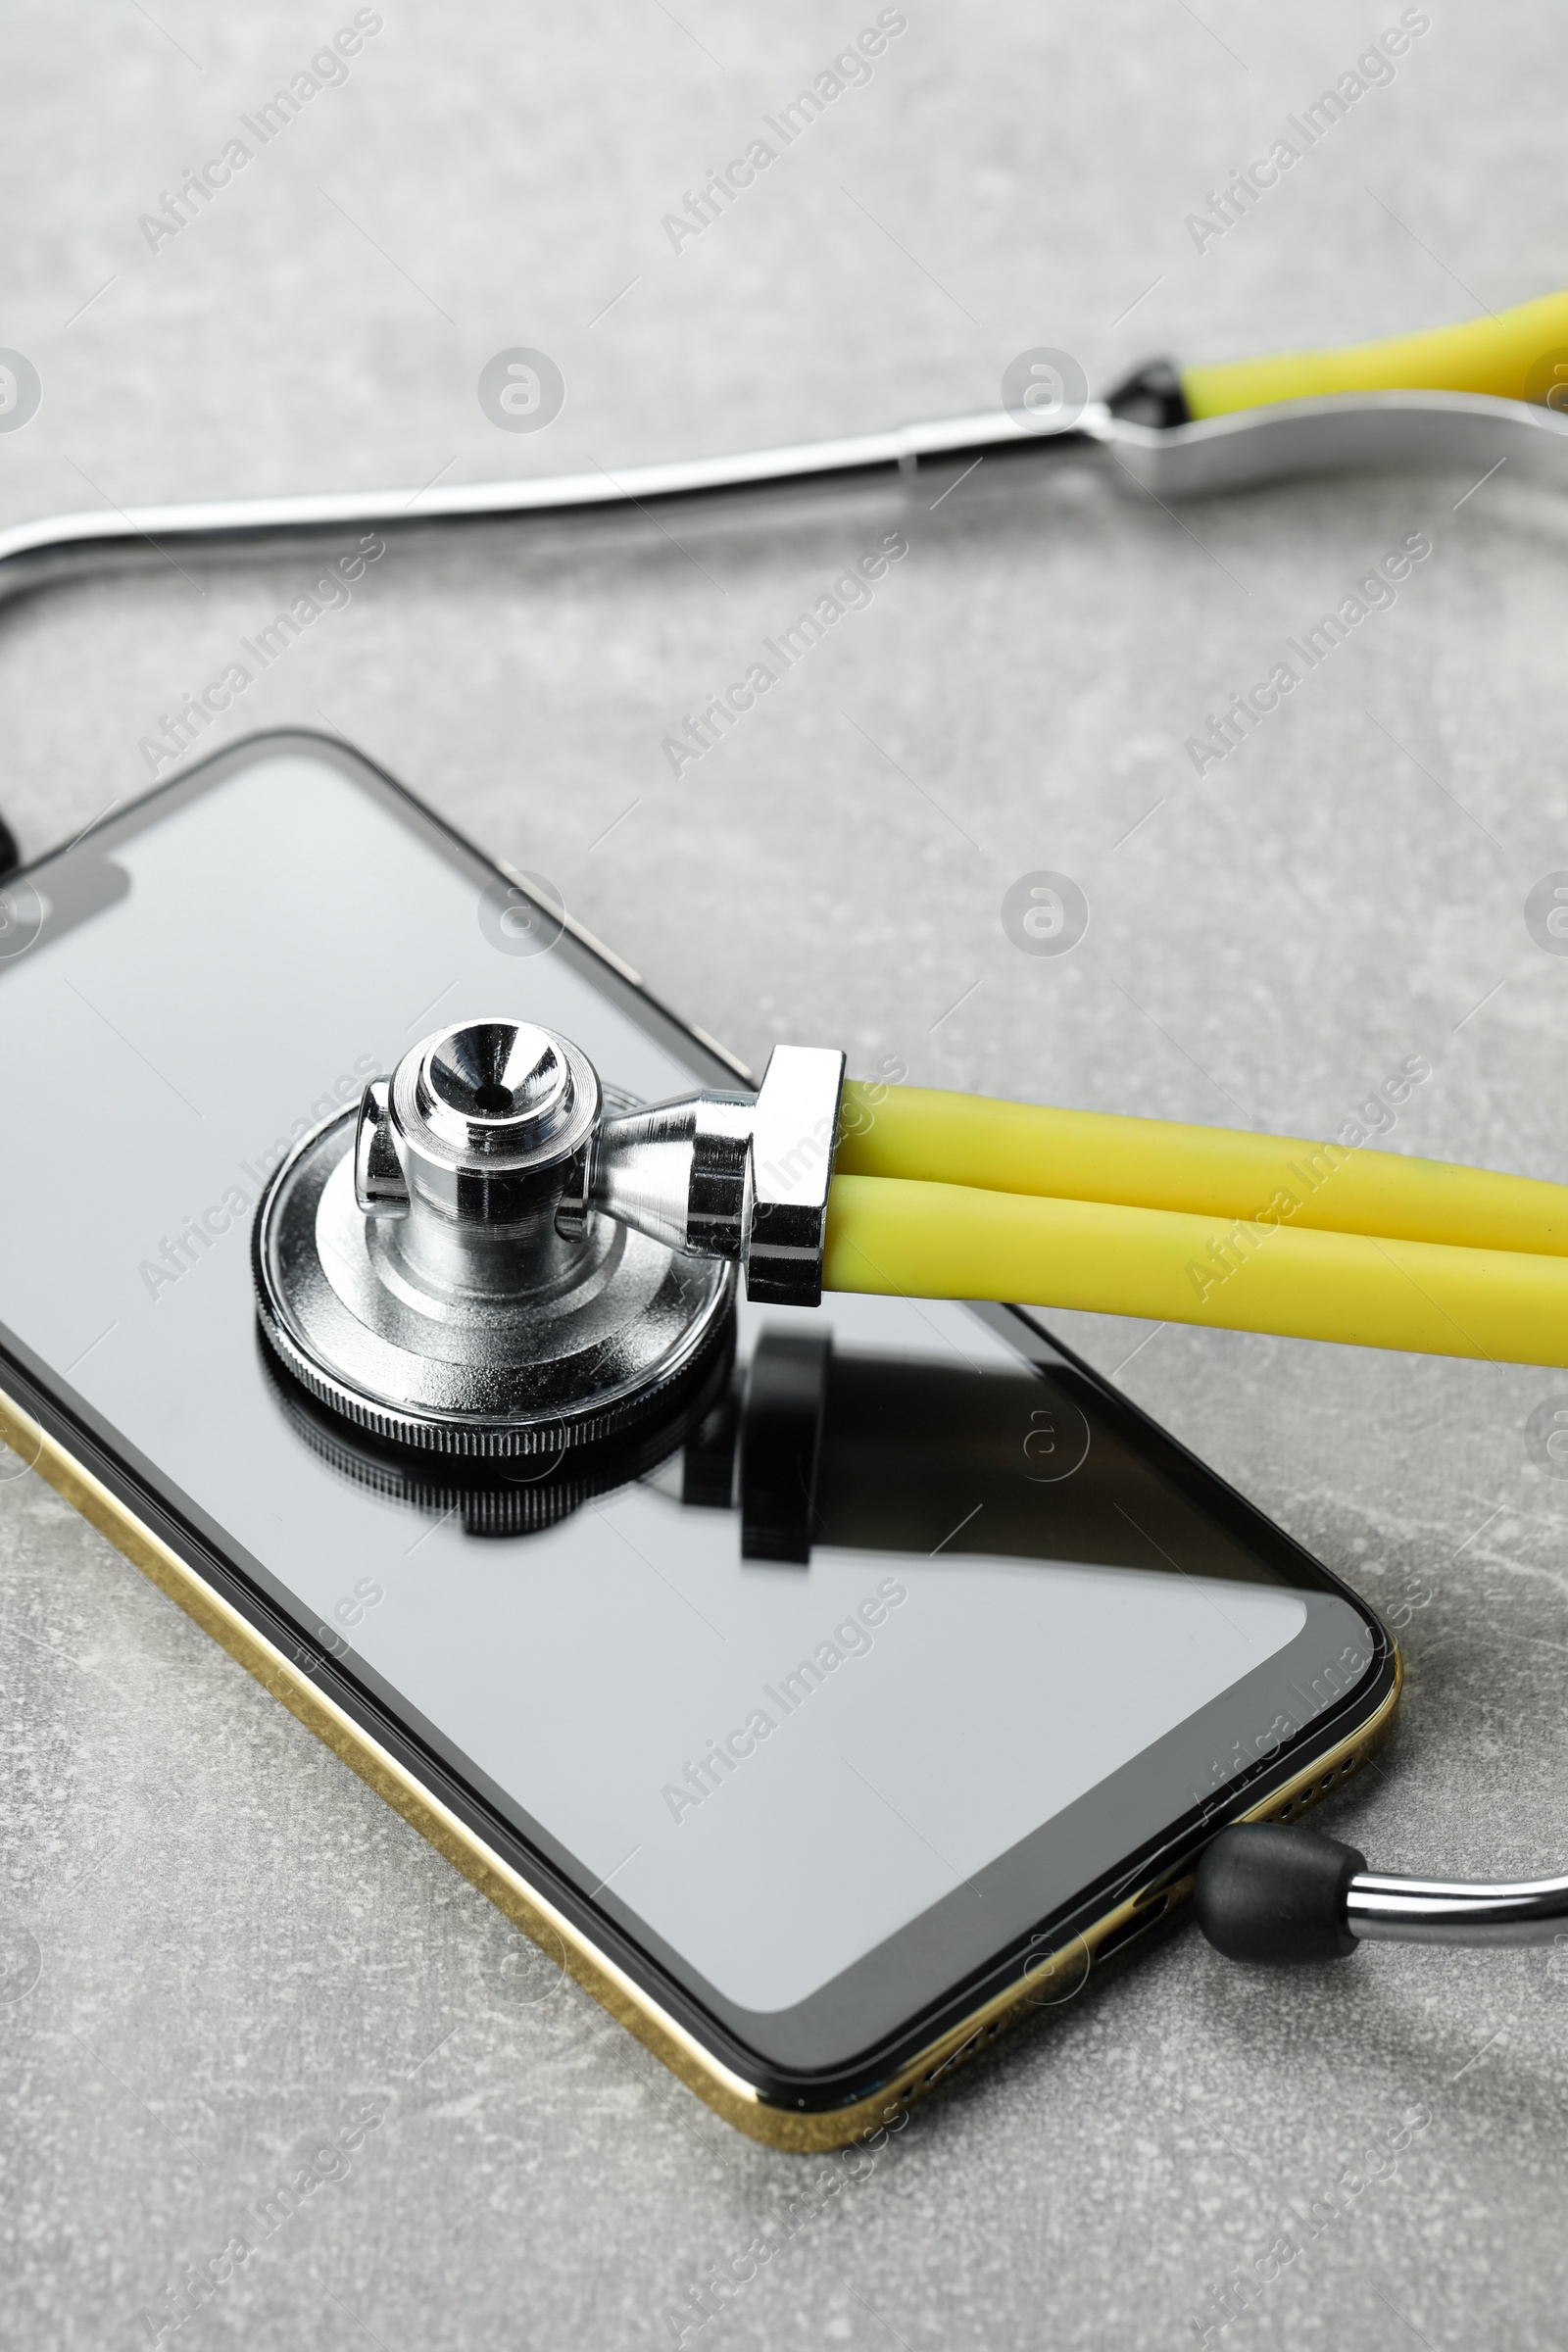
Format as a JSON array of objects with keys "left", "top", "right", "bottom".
[
  {"left": 0, "top": 410, "right": 1106, "bottom": 611},
  {"left": 3, "top": 391, "right": 1566, "bottom": 619},
  {"left": 1346, "top": 1868, "right": 1568, "bottom": 1946}
]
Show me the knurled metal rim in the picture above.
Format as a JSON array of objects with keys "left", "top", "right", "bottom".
[
  {"left": 252, "top": 1109, "right": 736, "bottom": 1459},
  {"left": 259, "top": 1331, "right": 731, "bottom": 1533}
]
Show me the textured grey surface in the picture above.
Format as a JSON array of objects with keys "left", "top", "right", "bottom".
[{"left": 5, "top": 3, "right": 1568, "bottom": 2345}]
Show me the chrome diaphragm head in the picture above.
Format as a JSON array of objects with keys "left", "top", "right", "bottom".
[{"left": 252, "top": 1014, "right": 845, "bottom": 1459}]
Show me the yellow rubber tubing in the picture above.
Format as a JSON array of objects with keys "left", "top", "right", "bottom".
[
  {"left": 823, "top": 1174, "right": 1568, "bottom": 1368},
  {"left": 836, "top": 1083, "right": 1568, "bottom": 1260},
  {"left": 1180, "top": 286, "right": 1568, "bottom": 420}
]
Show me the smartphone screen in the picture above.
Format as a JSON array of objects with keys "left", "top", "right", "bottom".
[{"left": 0, "top": 737, "right": 1386, "bottom": 2082}]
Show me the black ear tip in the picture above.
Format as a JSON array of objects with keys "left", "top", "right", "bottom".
[
  {"left": 1194, "top": 1824, "right": 1366, "bottom": 1963},
  {"left": 0, "top": 810, "right": 18, "bottom": 882},
  {"left": 1106, "top": 358, "right": 1192, "bottom": 430}
]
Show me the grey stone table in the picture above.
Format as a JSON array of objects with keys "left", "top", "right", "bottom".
[{"left": 4, "top": 2, "right": 1568, "bottom": 2343}]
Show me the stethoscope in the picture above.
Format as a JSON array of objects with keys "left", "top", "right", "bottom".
[{"left": 9, "top": 288, "right": 1568, "bottom": 1967}]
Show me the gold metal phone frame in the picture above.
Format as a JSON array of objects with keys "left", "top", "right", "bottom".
[{"left": 0, "top": 1379, "right": 1400, "bottom": 2151}]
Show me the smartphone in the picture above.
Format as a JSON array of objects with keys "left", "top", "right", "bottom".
[{"left": 0, "top": 733, "right": 1398, "bottom": 2148}]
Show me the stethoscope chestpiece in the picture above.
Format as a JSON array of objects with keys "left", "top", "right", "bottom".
[{"left": 252, "top": 1015, "right": 845, "bottom": 1459}]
